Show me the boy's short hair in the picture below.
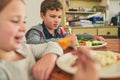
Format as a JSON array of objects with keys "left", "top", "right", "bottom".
[{"left": 40, "top": 0, "right": 63, "bottom": 15}]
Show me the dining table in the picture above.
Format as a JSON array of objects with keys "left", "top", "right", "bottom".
[{"left": 49, "top": 39, "right": 120, "bottom": 80}]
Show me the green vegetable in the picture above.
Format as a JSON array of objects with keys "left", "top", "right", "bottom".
[{"left": 92, "top": 43, "right": 102, "bottom": 46}]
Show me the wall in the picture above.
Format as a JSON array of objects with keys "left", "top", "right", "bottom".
[
  {"left": 107, "top": 0, "right": 120, "bottom": 23},
  {"left": 25, "top": 0, "right": 44, "bottom": 28}
]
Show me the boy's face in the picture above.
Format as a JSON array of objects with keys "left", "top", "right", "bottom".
[{"left": 41, "top": 9, "right": 62, "bottom": 30}]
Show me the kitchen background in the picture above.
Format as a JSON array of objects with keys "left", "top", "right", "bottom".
[
  {"left": 25, "top": 0, "right": 120, "bottom": 28},
  {"left": 25, "top": 0, "right": 120, "bottom": 38}
]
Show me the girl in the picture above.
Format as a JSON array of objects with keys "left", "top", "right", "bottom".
[{"left": 0, "top": 0, "right": 63, "bottom": 80}]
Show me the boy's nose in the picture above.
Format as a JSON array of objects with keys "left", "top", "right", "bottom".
[{"left": 55, "top": 18, "right": 60, "bottom": 23}]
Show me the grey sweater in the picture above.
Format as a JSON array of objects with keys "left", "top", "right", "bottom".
[{"left": 0, "top": 42, "right": 63, "bottom": 80}]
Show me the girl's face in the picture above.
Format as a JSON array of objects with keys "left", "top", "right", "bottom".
[
  {"left": 0, "top": 0, "right": 26, "bottom": 51},
  {"left": 41, "top": 9, "right": 62, "bottom": 30}
]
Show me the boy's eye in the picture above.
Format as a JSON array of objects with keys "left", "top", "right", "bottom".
[
  {"left": 50, "top": 16, "right": 61, "bottom": 19},
  {"left": 50, "top": 15, "right": 56, "bottom": 18}
]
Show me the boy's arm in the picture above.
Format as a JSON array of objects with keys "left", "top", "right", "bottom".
[
  {"left": 76, "top": 34, "right": 94, "bottom": 40},
  {"left": 76, "top": 34, "right": 105, "bottom": 41},
  {"left": 26, "top": 29, "right": 61, "bottom": 44},
  {"left": 26, "top": 29, "right": 42, "bottom": 44}
]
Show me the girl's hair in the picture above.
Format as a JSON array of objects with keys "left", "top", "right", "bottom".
[
  {"left": 0, "top": 0, "right": 25, "bottom": 12},
  {"left": 40, "top": 0, "right": 63, "bottom": 15}
]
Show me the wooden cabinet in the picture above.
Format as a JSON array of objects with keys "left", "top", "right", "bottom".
[
  {"left": 71, "top": 26, "right": 119, "bottom": 38},
  {"left": 97, "top": 27, "right": 118, "bottom": 37},
  {"left": 72, "top": 27, "right": 97, "bottom": 35}
]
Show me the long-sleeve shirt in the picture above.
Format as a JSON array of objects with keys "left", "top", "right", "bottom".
[{"left": 0, "top": 41, "right": 63, "bottom": 80}]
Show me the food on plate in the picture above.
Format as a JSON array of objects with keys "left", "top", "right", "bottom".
[
  {"left": 71, "top": 51, "right": 118, "bottom": 67},
  {"left": 94, "top": 51, "right": 117, "bottom": 67},
  {"left": 78, "top": 38, "right": 102, "bottom": 46},
  {"left": 56, "top": 51, "right": 120, "bottom": 78},
  {"left": 117, "top": 55, "right": 120, "bottom": 60}
]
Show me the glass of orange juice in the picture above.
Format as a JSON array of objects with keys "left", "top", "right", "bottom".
[{"left": 56, "top": 38, "right": 71, "bottom": 50}]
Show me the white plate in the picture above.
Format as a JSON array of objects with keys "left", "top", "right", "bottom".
[
  {"left": 77, "top": 41, "right": 107, "bottom": 48},
  {"left": 56, "top": 51, "right": 120, "bottom": 78}
]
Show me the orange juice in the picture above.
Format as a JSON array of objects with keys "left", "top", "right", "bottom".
[{"left": 56, "top": 38, "right": 71, "bottom": 50}]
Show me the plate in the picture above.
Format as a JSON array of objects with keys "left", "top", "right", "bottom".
[
  {"left": 77, "top": 41, "right": 107, "bottom": 48},
  {"left": 56, "top": 51, "right": 120, "bottom": 78}
]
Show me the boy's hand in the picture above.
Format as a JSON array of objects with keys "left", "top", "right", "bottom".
[{"left": 94, "top": 36, "right": 105, "bottom": 41}]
